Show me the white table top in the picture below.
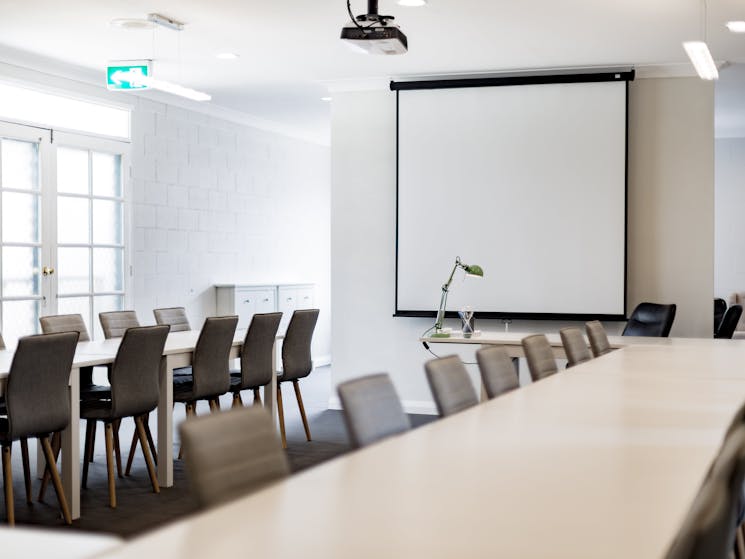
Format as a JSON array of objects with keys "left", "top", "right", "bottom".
[
  {"left": 0, "top": 526, "right": 121, "bottom": 558},
  {"left": 94, "top": 340, "right": 745, "bottom": 559}
]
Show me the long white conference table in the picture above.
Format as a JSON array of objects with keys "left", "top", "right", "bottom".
[
  {"left": 0, "top": 328, "right": 277, "bottom": 521},
  {"left": 92, "top": 335, "right": 745, "bottom": 559}
]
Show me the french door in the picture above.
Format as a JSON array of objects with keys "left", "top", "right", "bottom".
[{"left": 0, "top": 122, "right": 129, "bottom": 343}]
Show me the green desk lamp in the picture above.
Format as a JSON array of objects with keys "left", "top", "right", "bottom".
[{"left": 432, "top": 257, "right": 484, "bottom": 338}]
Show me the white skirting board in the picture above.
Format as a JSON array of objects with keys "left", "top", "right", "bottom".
[{"left": 327, "top": 396, "right": 437, "bottom": 416}]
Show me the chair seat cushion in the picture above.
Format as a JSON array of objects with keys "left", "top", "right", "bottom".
[
  {"left": 173, "top": 366, "right": 192, "bottom": 377},
  {"left": 80, "top": 399, "right": 116, "bottom": 420},
  {"left": 0, "top": 417, "right": 8, "bottom": 441},
  {"left": 230, "top": 371, "right": 271, "bottom": 392},
  {"left": 81, "top": 384, "right": 112, "bottom": 401}
]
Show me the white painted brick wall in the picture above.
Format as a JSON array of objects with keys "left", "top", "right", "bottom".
[{"left": 129, "top": 97, "right": 331, "bottom": 361}]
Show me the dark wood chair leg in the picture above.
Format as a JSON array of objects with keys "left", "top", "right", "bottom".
[
  {"left": 135, "top": 416, "right": 160, "bottom": 494},
  {"left": 277, "top": 383, "right": 287, "bottom": 449},
  {"left": 232, "top": 392, "right": 242, "bottom": 409},
  {"left": 89, "top": 421, "right": 97, "bottom": 462},
  {"left": 19, "top": 438, "right": 31, "bottom": 505},
  {"left": 40, "top": 436, "right": 71, "bottom": 525},
  {"left": 81, "top": 422, "right": 93, "bottom": 490},
  {"left": 104, "top": 422, "right": 116, "bottom": 508},
  {"left": 124, "top": 429, "right": 138, "bottom": 476},
  {"left": 113, "top": 419, "right": 123, "bottom": 478},
  {"left": 144, "top": 415, "right": 157, "bottom": 466},
  {"left": 293, "top": 380, "right": 312, "bottom": 442},
  {"left": 253, "top": 388, "right": 262, "bottom": 406},
  {"left": 2, "top": 444, "right": 14, "bottom": 525}
]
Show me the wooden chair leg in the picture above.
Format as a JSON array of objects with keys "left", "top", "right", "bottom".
[
  {"left": 253, "top": 388, "right": 261, "bottom": 406},
  {"left": 81, "top": 422, "right": 93, "bottom": 490},
  {"left": 113, "top": 419, "right": 123, "bottom": 478},
  {"left": 19, "top": 438, "right": 31, "bottom": 505},
  {"left": 135, "top": 416, "right": 159, "bottom": 494},
  {"left": 232, "top": 392, "right": 242, "bottom": 409},
  {"left": 208, "top": 398, "right": 220, "bottom": 412},
  {"left": 179, "top": 403, "right": 196, "bottom": 460},
  {"left": 40, "top": 436, "right": 71, "bottom": 525},
  {"left": 2, "top": 444, "right": 14, "bottom": 525},
  {"left": 38, "top": 430, "right": 62, "bottom": 501},
  {"left": 277, "top": 383, "right": 287, "bottom": 449},
  {"left": 293, "top": 380, "right": 312, "bottom": 442},
  {"left": 144, "top": 415, "right": 157, "bottom": 466},
  {"left": 124, "top": 429, "right": 138, "bottom": 476},
  {"left": 89, "top": 421, "right": 97, "bottom": 462},
  {"left": 104, "top": 422, "right": 116, "bottom": 508}
]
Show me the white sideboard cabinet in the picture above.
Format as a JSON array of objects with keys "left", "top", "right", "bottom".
[{"left": 215, "top": 284, "right": 315, "bottom": 331}]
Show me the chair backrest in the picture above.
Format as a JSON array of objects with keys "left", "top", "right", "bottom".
[
  {"left": 714, "top": 298, "right": 727, "bottom": 335},
  {"left": 180, "top": 406, "right": 289, "bottom": 509},
  {"left": 729, "top": 293, "right": 745, "bottom": 333},
  {"left": 39, "top": 313, "right": 91, "bottom": 342},
  {"left": 521, "top": 334, "right": 558, "bottom": 381},
  {"left": 281, "top": 309, "right": 319, "bottom": 382},
  {"left": 475, "top": 346, "right": 519, "bottom": 399},
  {"left": 337, "top": 373, "right": 410, "bottom": 448},
  {"left": 192, "top": 316, "right": 239, "bottom": 400},
  {"left": 665, "top": 426, "right": 745, "bottom": 559},
  {"left": 424, "top": 355, "right": 478, "bottom": 417},
  {"left": 715, "top": 305, "right": 743, "bottom": 340},
  {"left": 109, "top": 325, "right": 170, "bottom": 418},
  {"left": 237, "top": 312, "right": 282, "bottom": 390},
  {"left": 5, "top": 332, "right": 79, "bottom": 439},
  {"left": 0, "top": 333, "right": 6, "bottom": 350},
  {"left": 99, "top": 310, "right": 140, "bottom": 339},
  {"left": 559, "top": 327, "right": 592, "bottom": 368},
  {"left": 585, "top": 321, "right": 612, "bottom": 357},
  {"left": 153, "top": 307, "right": 191, "bottom": 333},
  {"left": 622, "top": 302, "right": 677, "bottom": 337}
]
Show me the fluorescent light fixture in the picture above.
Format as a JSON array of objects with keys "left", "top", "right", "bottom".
[
  {"left": 109, "top": 18, "right": 154, "bottom": 30},
  {"left": 120, "top": 71, "right": 210, "bottom": 101},
  {"left": 726, "top": 20, "right": 745, "bottom": 33},
  {"left": 397, "top": 0, "right": 427, "bottom": 5},
  {"left": 683, "top": 41, "right": 719, "bottom": 80},
  {"left": 216, "top": 52, "right": 239, "bottom": 60},
  {"left": 321, "top": 96, "right": 332, "bottom": 101}
]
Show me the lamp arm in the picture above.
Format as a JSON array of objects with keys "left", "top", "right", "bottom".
[{"left": 435, "top": 258, "right": 461, "bottom": 332}]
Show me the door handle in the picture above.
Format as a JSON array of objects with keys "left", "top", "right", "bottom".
[{"left": 42, "top": 266, "right": 55, "bottom": 276}]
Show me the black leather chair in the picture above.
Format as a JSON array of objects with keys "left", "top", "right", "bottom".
[
  {"left": 714, "top": 298, "right": 727, "bottom": 335},
  {"left": 622, "top": 302, "right": 677, "bottom": 337},
  {"left": 715, "top": 305, "right": 743, "bottom": 340}
]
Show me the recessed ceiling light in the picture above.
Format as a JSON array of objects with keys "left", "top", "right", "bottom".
[
  {"left": 726, "top": 21, "right": 745, "bottom": 33},
  {"left": 109, "top": 18, "right": 155, "bottom": 30},
  {"left": 321, "top": 97, "right": 332, "bottom": 102},
  {"left": 397, "top": 0, "right": 427, "bottom": 6},
  {"left": 216, "top": 52, "right": 240, "bottom": 60}
]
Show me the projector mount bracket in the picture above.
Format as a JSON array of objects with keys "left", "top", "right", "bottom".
[{"left": 347, "top": 0, "right": 396, "bottom": 29}]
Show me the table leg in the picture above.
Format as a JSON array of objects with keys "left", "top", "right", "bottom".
[
  {"left": 61, "top": 367, "right": 80, "bottom": 519},
  {"left": 264, "top": 341, "right": 278, "bottom": 428},
  {"left": 157, "top": 356, "right": 173, "bottom": 487}
]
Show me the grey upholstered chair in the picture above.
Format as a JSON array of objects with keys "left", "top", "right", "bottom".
[
  {"left": 153, "top": 307, "right": 191, "bottom": 332},
  {"left": 585, "top": 321, "right": 613, "bottom": 357},
  {"left": 559, "top": 327, "right": 592, "bottom": 368},
  {"left": 337, "top": 373, "right": 410, "bottom": 448},
  {"left": 622, "top": 302, "right": 676, "bottom": 337},
  {"left": 180, "top": 406, "right": 289, "bottom": 510},
  {"left": 277, "top": 309, "right": 320, "bottom": 448},
  {"left": 664, "top": 425, "right": 745, "bottom": 559},
  {"left": 521, "top": 334, "right": 558, "bottom": 381},
  {"left": 174, "top": 316, "right": 239, "bottom": 458},
  {"left": 99, "top": 310, "right": 140, "bottom": 340},
  {"left": 81, "top": 325, "right": 169, "bottom": 508},
  {"left": 424, "top": 355, "right": 479, "bottom": 417},
  {"left": 0, "top": 331, "right": 79, "bottom": 525},
  {"left": 475, "top": 346, "right": 519, "bottom": 399},
  {"left": 230, "top": 312, "right": 282, "bottom": 407}
]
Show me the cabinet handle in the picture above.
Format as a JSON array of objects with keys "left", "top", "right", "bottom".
[
  {"left": 263, "top": 298, "right": 269, "bottom": 302},
  {"left": 303, "top": 296, "right": 310, "bottom": 300},
  {"left": 287, "top": 297, "right": 293, "bottom": 302},
  {"left": 243, "top": 299, "right": 251, "bottom": 303}
]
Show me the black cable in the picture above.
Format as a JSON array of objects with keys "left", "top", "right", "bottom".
[
  {"left": 420, "top": 328, "right": 477, "bottom": 365},
  {"left": 347, "top": 0, "right": 365, "bottom": 30}
]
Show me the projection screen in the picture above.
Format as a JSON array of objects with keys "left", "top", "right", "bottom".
[{"left": 394, "top": 72, "right": 631, "bottom": 320}]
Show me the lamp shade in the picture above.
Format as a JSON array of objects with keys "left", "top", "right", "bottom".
[{"left": 463, "top": 264, "right": 483, "bottom": 277}]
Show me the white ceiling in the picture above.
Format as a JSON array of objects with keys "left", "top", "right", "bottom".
[{"left": 1, "top": 0, "right": 745, "bottom": 141}]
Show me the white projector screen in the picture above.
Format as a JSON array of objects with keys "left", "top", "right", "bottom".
[{"left": 395, "top": 75, "right": 628, "bottom": 320}]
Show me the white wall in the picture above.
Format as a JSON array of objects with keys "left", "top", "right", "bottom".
[
  {"left": 714, "top": 137, "right": 745, "bottom": 301},
  {"left": 129, "top": 98, "right": 331, "bottom": 362},
  {"left": 330, "top": 77, "right": 714, "bottom": 412}
]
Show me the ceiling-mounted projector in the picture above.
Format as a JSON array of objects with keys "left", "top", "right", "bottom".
[{"left": 341, "top": 0, "right": 408, "bottom": 55}]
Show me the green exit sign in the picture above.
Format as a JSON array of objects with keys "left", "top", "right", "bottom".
[{"left": 106, "top": 62, "right": 151, "bottom": 91}]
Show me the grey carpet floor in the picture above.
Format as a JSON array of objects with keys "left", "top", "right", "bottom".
[{"left": 2, "top": 407, "right": 435, "bottom": 537}]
